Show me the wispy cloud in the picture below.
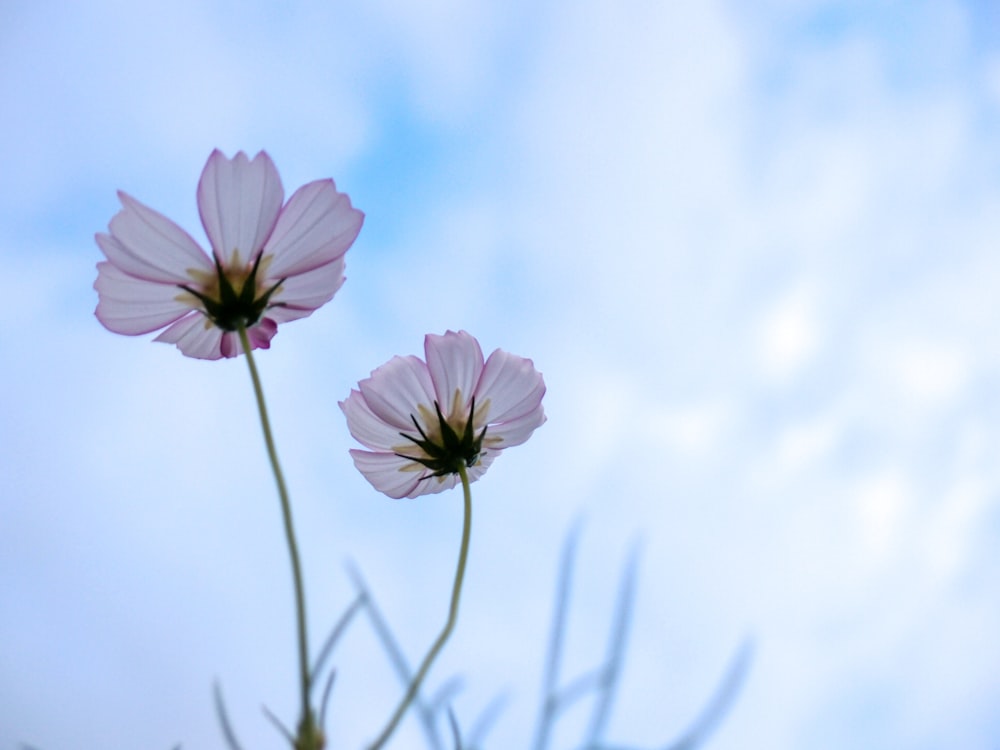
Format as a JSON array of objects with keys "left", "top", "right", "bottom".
[{"left": 2, "top": 1, "right": 999, "bottom": 748}]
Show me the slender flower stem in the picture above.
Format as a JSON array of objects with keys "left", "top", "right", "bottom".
[
  {"left": 368, "top": 464, "right": 474, "bottom": 750},
  {"left": 237, "top": 325, "right": 315, "bottom": 741}
]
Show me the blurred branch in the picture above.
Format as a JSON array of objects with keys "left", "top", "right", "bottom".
[
  {"left": 567, "top": 639, "right": 753, "bottom": 750},
  {"left": 659, "top": 638, "right": 753, "bottom": 750},
  {"left": 336, "top": 526, "right": 747, "bottom": 750},
  {"left": 465, "top": 690, "right": 510, "bottom": 750},
  {"left": 347, "top": 562, "right": 444, "bottom": 750},
  {"left": 261, "top": 704, "right": 295, "bottom": 745},
  {"left": 532, "top": 523, "right": 750, "bottom": 750},
  {"left": 308, "top": 591, "right": 366, "bottom": 734},
  {"left": 531, "top": 518, "right": 584, "bottom": 750},
  {"left": 318, "top": 669, "right": 338, "bottom": 732},
  {"left": 213, "top": 682, "right": 245, "bottom": 750},
  {"left": 429, "top": 675, "right": 466, "bottom": 716},
  {"left": 311, "top": 591, "right": 367, "bottom": 685},
  {"left": 534, "top": 521, "right": 640, "bottom": 749},
  {"left": 583, "top": 543, "right": 639, "bottom": 745},
  {"left": 344, "top": 563, "right": 509, "bottom": 750},
  {"left": 446, "top": 707, "right": 463, "bottom": 750}
]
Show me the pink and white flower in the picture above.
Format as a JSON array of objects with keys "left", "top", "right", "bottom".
[
  {"left": 94, "top": 150, "right": 363, "bottom": 359},
  {"left": 341, "top": 330, "right": 546, "bottom": 499}
]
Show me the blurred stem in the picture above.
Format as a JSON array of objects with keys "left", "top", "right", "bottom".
[
  {"left": 368, "top": 464, "right": 473, "bottom": 750},
  {"left": 238, "top": 324, "right": 317, "bottom": 745}
]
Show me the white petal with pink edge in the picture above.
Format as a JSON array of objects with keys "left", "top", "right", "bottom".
[
  {"left": 476, "top": 349, "right": 547, "bottom": 423},
  {"left": 482, "top": 407, "right": 546, "bottom": 449},
  {"left": 99, "top": 194, "right": 212, "bottom": 283},
  {"left": 94, "top": 262, "right": 194, "bottom": 335},
  {"left": 154, "top": 314, "right": 225, "bottom": 360},
  {"left": 349, "top": 451, "right": 424, "bottom": 499},
  {"left": 399, "top": 453, "right": 495, "bottom": 499},
  {"left": 341, "top": 391, "right": 414, "bottom": 452},
  {"left": 266, "top": 258, "right": 346, "bottom": 320},
  {"left": 425, "top": 331, "right": 485, "bottom": 418},
  {"left": 358, "top": 356, "right": 437, "bottom": 431},
  {"left": 197, "top": 150, "right": 284, "bottom": 262},
  {"left": 265, "top": 180, "right": 364, "bottom": 278}
]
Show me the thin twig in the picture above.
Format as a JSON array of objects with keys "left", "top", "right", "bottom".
[
  {"left": 213, "top": 682, "right": 245, "bottom": 750},
  {"left": 531, "top": 518, "right": 584, "bottom": 750},
  {"left": 262, "top": 704, "right": 296, "bottom": 744},
  {"left": 311, "top": 592, "right": 367, "bottom": 683},
  {"left": 466, "top": 690, "right": 511, "bottom": 750},
  {"left": 661, "top": 638, "right": 754, "bottom": 750},
  {"left": 551, "top": 667, "right": 605, "bottom": 715},
  {"left": 446, "top": 708, "right": 463, "bottom": 750},
  {"left": 319, "top": 669, "right": 338, "bottom": 732},
  {"left": 346, "top": 564, "right": 442, "bottom": 750},
  {"left": 585, "top": 542, "right": 640, "bottom": 744},
  {"left": 429, "top": 675, "right": 466, "bottom": 716}
]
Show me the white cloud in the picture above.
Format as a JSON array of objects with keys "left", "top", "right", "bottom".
[
  {"left": 772, "top": 407, "right": 844, "bottom": 476},
  {"left": 853, "top": 469, "right": 911, "bottom": 563},
  {"left": 648, "top": 400, "right": 734, "bottom": 458},
  {"left": 5, "top": 1, "right": 1000, "bottom": 749},
  {"left": 755, "top": 283, "right": 822, "bottom": 383},
  {"left": 924, "top": 477, "right": 989, "bottom": 584},
  {"left": 889, "top": 339, "right": 971, "bottom": 405}
]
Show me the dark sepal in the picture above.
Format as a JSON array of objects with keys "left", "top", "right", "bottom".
[
  {"left": 178, "top": 252, "right": 286, "bottom": 331},
  {"left": 395, "top": 398, "right": 488, "bottom": 480}
]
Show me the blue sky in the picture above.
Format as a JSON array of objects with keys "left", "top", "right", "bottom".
[{"left": 2, "top": 1, "right": 1000, "bottom": 748}]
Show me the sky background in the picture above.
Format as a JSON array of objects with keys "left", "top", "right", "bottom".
[{"left": 2, "top": 0, "right": 1000, "bottom": 748}]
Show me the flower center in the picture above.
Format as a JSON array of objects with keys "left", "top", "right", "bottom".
[
  {"left": 396, "top": 397, "right": 487, "bottom": 479},
  {"left": 180, "top": 251, "right": 285, "bottom": 331}
]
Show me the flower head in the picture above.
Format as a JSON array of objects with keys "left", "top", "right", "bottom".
[
  {"left": 341, "top": 330, "right": 546, "bottom": 499},
  {"left": 94, "top": 150, "right": 364, "bottom": 359}
]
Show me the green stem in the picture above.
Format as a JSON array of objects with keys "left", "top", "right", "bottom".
[
  {"left": 237, "top": 325, "right": 315, "bottom": 739},
  {"left": 368, "top": 464, "right": 474, "bottom": 750}
]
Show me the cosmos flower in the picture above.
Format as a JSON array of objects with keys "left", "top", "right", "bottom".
[
  {"left": 341, "top": 330, "right": 546, "bottom": 499},
  {"left": 94, "top": 149, "right": 363, "bottom": 359}
]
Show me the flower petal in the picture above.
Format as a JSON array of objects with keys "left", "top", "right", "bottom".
[
  {"left": 94, "top": 261, "right": 194, "bottom": 335},
  {"left": 98, "top": 194, "right": 213, "bottom": 283},
  {"left": 264, "top": 179, "right": 364, "bottom": 278},
  {"left": 464, "top": 451, "right": 496, "bottom": 484},
  {"left": 403, "top": 451, "right": 496, "bottom": 498},
  {"left": 350, "top": 449, "right": 493, "bottom": 500},
  {"left": 213, "top": 322, "right": 276, "bottom": 358},
  {"left": 197, "top": 150, "right": 283, "bottom": 262},
  {"left": 483, "top": 405, "right": 546, "bottom": 448},
  {"left": 409, "top": 472, "right": 461, "bottom": 498},
  {"left": 358, "top": 355, "right": 436, "bottom": 431},
  {"left": 264, "top": 257, "right": 346, "bottom": 324},
  {"left": 154, "top": 314, "right": 225, "bottom": 360},
  {"left": 349, "top": 450, "right": 425, "bottom": 499},
  {"left": 341, "top": 389, "right": 413, "bottom": 452},
  {"left": 476, "top": 349, "right": 546, "bottom": 424},
  {"left": 248, "top": 318, "right": 278, "bottom": 351},
  {"left": 425, "top": 330, "right": 485, "bottom": 418}
]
